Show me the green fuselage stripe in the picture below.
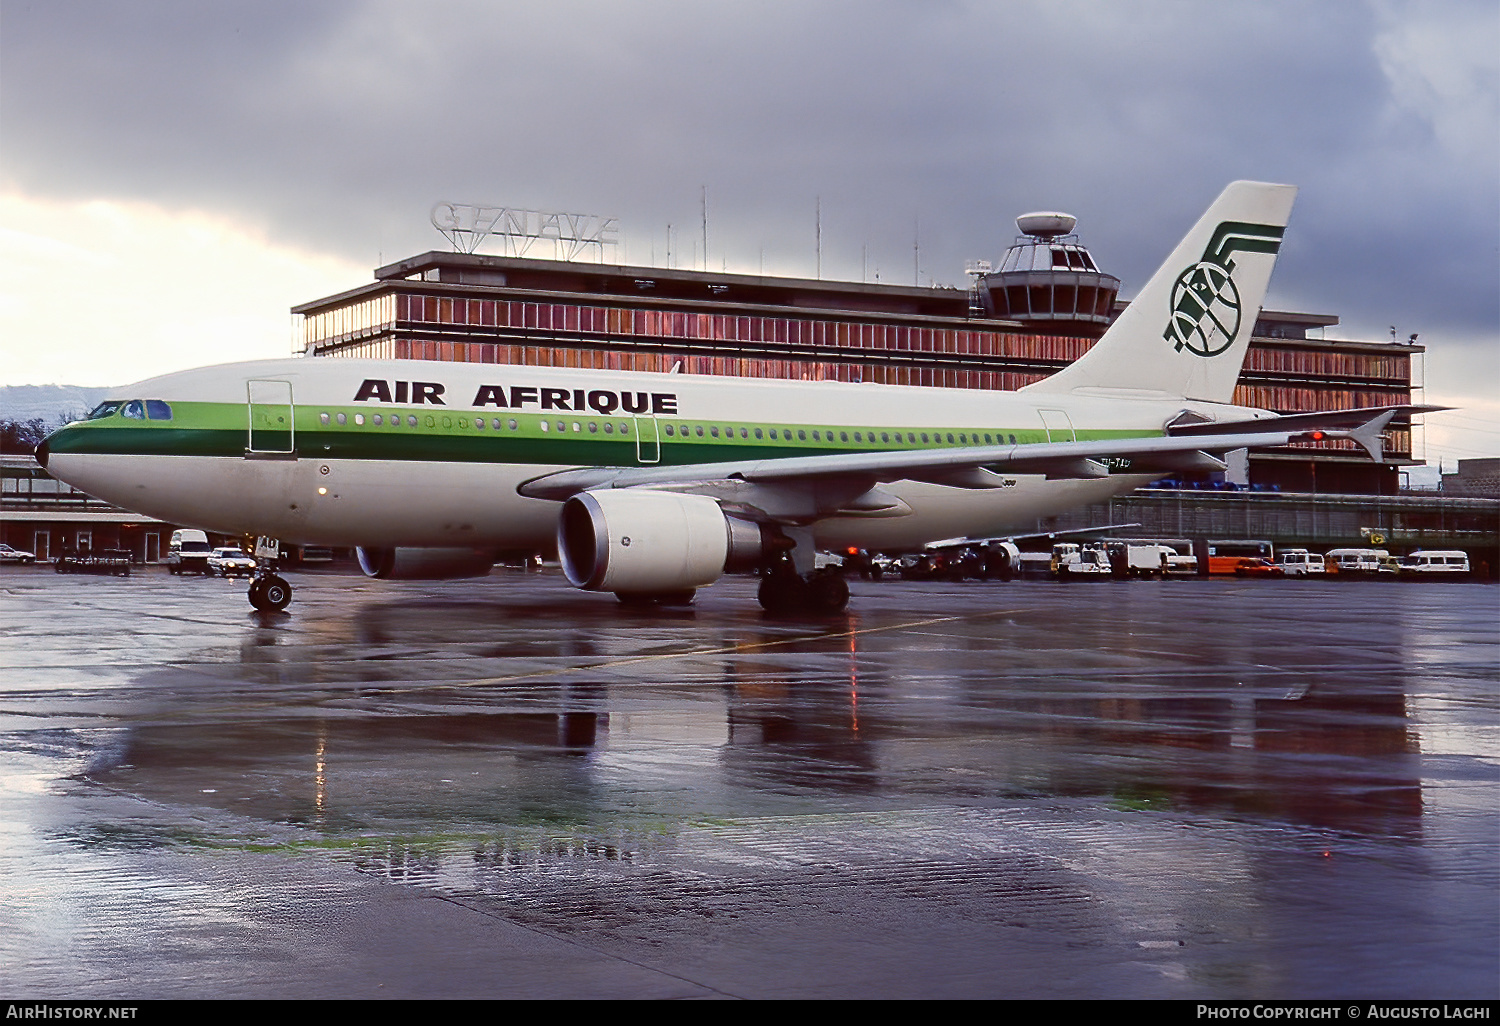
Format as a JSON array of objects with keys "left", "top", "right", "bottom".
[{"left": 50, "top": 401, "right": 1156, "bottom": 466}]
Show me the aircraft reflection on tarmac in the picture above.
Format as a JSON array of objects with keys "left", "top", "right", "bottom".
[{"left": 82, "top": 586, "right": 1426, "bottom": 841}]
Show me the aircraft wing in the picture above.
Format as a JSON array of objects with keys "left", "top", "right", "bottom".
[{"left": 518, "top": 410, "right": 1395, "bottom": 519}]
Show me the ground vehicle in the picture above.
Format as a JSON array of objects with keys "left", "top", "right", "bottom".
[
  {"left": 208, "top": 546, "right": 257, "bottom": 577},
  {"left": 1161, "top": 547, "right": 1199, "bottom": 575},
  {"left": 0, "top": 543, "right": 37, "bottom": 564},
  {"left": 1203, "top": 540, "right": 1275, "bottom": 575},
  {"left": 1054, "top": 543, "right": 1112, "bottom": 578},
  {"left": 1325, "top": 548, "right": 1388, "bottom": 576},
  {"left": 167, "top": 529, "right": 213, "bottom": 575},
  {"left": 54, "top": 549, "right": 131, "bottom": 576},
  {"left": 1276, "top": 548, "right": 1325, "bottom": 576},
  {"left": 1014, "top": 552, "right": 1056, "bottom": 578},
  {"left": 1400, "top": 550, "right": 1470, "bottom": 576},
  {"left": 1234, "top": 557, "right": 1285, "bottom": 577},
  {"left": 1107, "top": 542, "right": 1178, "bottom": 578}
]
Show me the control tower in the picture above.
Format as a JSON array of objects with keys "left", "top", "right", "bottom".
[{"left": 979, "top": 212, "right": 1120, "bottom": 338}]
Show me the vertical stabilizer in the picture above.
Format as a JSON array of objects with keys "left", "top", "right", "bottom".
[{"left": 1022, "top": 181, "right": 1297, "bottom": 403}]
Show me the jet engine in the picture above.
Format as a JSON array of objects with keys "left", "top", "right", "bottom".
[
  {"left": 355, "top": 547, "right": 497, "bottom": 580},
  {"left": 557, "top": 490, "right": 776, "bottom": 595}
]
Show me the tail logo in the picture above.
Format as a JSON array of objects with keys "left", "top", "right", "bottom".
[{"left": 1164, "top": 220, "right": 1285, "bottom": 358}]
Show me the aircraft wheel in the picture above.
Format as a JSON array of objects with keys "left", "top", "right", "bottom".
[
  {"left": 807, "top": 571, "right": 850, "bottom": 613},
  {"left": 249, "top": 575, "right": 292, "bottom": 612},
  {"left": 757, "top": 572, "right": 809, "bottom": 613}
]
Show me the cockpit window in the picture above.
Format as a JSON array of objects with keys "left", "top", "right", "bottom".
[
  {"left": 121, "top": 400, "right": 146, "bottom": 420},
  {"left": 145, "top": 400, "right": 172, "bottom": 420},
  {"left": 87, "top": 402, "right": 123, "bottom": 420}
]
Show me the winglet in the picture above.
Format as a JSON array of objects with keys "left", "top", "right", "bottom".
[{"left": 1346, "top": 409, "right": 1396, "bottom": 461}]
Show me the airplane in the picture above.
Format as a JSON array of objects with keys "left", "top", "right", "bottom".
[{"left": 37, "top": 181, "right": 1425, "bottom": 614}]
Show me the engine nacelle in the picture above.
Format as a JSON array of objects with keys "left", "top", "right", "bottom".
[
  {"left": 558, "top": 490, "right": 774, "bottom": 593},
  {"left": 356, "top": 547, "right": 497, "bottom": 580}
]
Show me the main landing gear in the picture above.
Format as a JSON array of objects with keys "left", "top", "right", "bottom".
[
  {"left": 246, "top": 536, "right": 292, "bottom": 612},
  {"left": 757, "top": 561, "right": 850, "bottom": 615}
]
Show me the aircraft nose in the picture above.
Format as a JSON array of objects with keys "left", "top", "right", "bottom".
[{"left": 34, "top": 437, "right": 49, "bottom": 469}]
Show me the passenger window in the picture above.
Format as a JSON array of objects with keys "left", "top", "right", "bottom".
[
  {"left": 373, "top": 414, "right": 383, "bottom": 426},
  {"left": 798, "top": 430, "right": 807, "bottom": 441},
  {"left": 408, "top": 415, "right": 418, "bottom": 427},
  {"left": 755, "top": 428, "right": 763, "bottom": 439},
  {"left": 506, "top": 419, "right": 516, "bottom": 430},
  {"left": 319, "top": 412, "right": 330, "bottom": 425},
  {"left": 336, "top": 413, "right": 347, "bottom": 425},
  {"left": 356, "top": 414, "right": 366, "bottom": 426},
  {"left": 711, "top": 426, "right": 719, "bottom": 438},
  {"left": 540, "top": 421, "right": 550, "bottom": 432},
  {"left": 840, "top": 431, "right": 848, "bottom": 442},
  {"left": 588, "top": 422, "right": 597, "bottom": 433},
  {"left": 604, "top": 423, "right": 613, "bottom": 434},
  {"left": 145, "top": 400, "right": 172, "bottom": 420}
]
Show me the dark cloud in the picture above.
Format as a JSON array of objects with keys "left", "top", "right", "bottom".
[{"left": 2, "top": 0, "right": 1495, "bottom": 358}]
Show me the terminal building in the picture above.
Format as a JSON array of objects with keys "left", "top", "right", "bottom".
[{"left": 294, "top": 211, "right": 1423, "bottom": 495}]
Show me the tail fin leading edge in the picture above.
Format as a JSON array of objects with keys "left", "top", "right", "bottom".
[{"left": 1023, "top": 181, "right": 1297, "bottom": 403}]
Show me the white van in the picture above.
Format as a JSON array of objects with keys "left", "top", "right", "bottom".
[
  {"left": 1400, "top": 550, "right": 1470, "bottom": 576},
  {"left": 1276, "top": 549, "right": 1326, "bottom": 576},
  {"left": 167, "top": 529, "right": 213, "bottom": 575},
  {"left": 1325, "top": 548, "right": 1388, "bottom": 576}
]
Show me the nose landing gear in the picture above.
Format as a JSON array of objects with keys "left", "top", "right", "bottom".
[
  {"left": 246, "top": 536, "right": 293, "bottom": 612},
  {"left": 248, "top": 573, "right": 293, "bottom": 612}
]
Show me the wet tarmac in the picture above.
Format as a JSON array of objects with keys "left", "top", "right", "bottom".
[{"left": 1, "top": 565, "right": 1496, "bottom": 999}]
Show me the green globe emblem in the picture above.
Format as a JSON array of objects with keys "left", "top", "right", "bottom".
[{"left": 1166, "top": 261, "right": 1241, "bottom": 357}]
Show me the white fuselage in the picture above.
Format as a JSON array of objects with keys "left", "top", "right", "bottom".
[{"left": 44, "top": 356, "right": 1264, "bottom": 552}]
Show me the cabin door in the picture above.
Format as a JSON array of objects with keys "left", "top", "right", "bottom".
[
  {"left": 247, "top": 379, "right": 297, "bottom": 458},
  {"left": 634, "top": 416, "right": 660, "bottom": 464}
]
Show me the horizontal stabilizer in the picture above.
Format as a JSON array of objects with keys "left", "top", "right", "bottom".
[{"left": 1167, "top": 404, "right": 1445, "bottom": 438}]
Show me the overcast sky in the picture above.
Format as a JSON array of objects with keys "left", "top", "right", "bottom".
[{"left": 2, "top": 0, "right": 1496, "bottom": 464}]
